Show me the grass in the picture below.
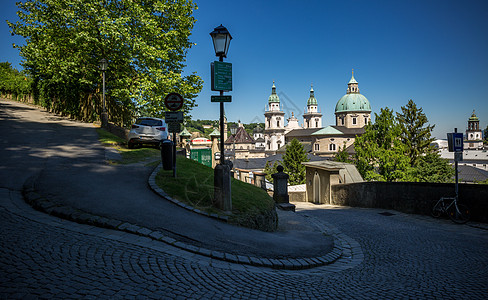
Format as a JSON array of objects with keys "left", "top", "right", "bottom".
[
  {"left": 95, "top": 128, "right": 160, "bottom": 164},
  {"left": 96, "top": 127, "right": 276, "bottom": 229},
  {"left": 156, "top": 156, "right": 275, "bottom": 224}
]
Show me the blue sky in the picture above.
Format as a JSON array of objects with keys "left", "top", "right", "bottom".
[{"left": 2, "top": 0, "right": 487, "bottom": 139}]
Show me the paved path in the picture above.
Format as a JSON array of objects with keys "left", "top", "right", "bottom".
[{"left": 1, "top": 99, "right": 487, "bottom": 298}]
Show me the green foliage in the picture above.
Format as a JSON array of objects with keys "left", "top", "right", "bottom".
[
  {"left": 354, "top": 107, "right": 411, "bottom": 182},
  {"left": 484, "top": 125, "right": 488, "bottom": 144},
  {"left": 0, "top": 62, "right": 33, "bottom": 100},
  {"left": 353, "top": 103, "right": 454, "bottom": 183},
  {"left": 396, "top": 99, "right": 435, "bottom": 166},
  {"left": 7, "top": 0, "right": 202, "bottom": 123},
  {"left": 282, "top": 138, "right": 309, "bottom": 185},
  {"left": 334, "top": 141, "right": 353, "bottom": 163},
  {"left": 264, "top": 160, "right": 281, "bottom": 183},
  {"left": 407, "top": 152, "right": 454, "bottom": 183}
]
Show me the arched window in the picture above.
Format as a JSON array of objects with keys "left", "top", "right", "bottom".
[
  {"left": 352, "top": 117, "right": 357, "bottom": 125},
  {"left": 277, "top": 120, "right": 280, "bottom": 127}
]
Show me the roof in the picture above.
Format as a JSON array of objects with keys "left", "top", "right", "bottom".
[
  {"left": 286, "top": 128, "right": 321, "bottom": 138},
  {"left": 307, "top": 86, "right": 318, "bottom": 106},
  {"left": 458, "top": 165, "right": 488, "bottom": 183},
  {"left": 335, "top": 93, "right": 371, "bottom": 113},
  {"left": 179, "top": 127, "right": 191, "bottom": 137},
  {"left": 311, "top": 125, "right": 365, "bottom": 136},
  {"left": 302, "top": 161, "right": 364, "bottom": 183},
  {"left": 276, "top": 142, "right": 313, "bottom": 153},
  {"left": 209, "top": 128, "right": 220, "bottom": 137},
  {"left": 268, "top": 82, "right": 280, "bottom": 103},
  {"left": 232, "top": 153, "right": 325, "bottom": 171},
  {"left": 348, "top": 73, "right": 358, "bottom": 84},
  {"left": 469, "top": 110, "right": 479, "bottom": 122},
  {"left": 225, "top": 126, "right": 255, "bottom": 144}
]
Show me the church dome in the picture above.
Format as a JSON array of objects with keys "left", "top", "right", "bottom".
[
  {"left": 268, "top": 82, "right": 280, "bottom": 103},
  {"left": 335, "top": 93, "right": 371, "bottom": 113},
  {"left": 335, "top": 71, "right": 371, "bottom": 113},
  {"left": 469, "top": 110, "right": 479, "bottom": 121}
]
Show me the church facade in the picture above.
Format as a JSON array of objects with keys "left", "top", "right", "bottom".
[
  {"left": 464, "top": 110, "right": 484, "bottom": 150},
  {"left": 266, "top": 71, "right": 372, "bottom": 157}
]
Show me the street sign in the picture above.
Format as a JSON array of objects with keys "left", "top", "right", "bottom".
[
  {"left": 447, "top": 133, "right": 464, "bottom": 152},
  {"left": 165, "top": 111, "right": 183, "bottom": 122},
  {"left": 168, "top": 122, "right": 181, "bottom": 133},
  {"left": 211, "top": 61, "right": 232, "bottom": 91},
  {"left": 455, "top": 152, "right": 463, "bottom": 162},
  {"left": 211, "top": 95, "right": 232, "bottom": 102},
  {"left": 164, "top": 93, "right": 184, "bottom": 111}
]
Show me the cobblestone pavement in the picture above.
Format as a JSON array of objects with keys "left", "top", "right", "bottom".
[{"left": 2, "top": 188, "right": 487, "bottom": 299}]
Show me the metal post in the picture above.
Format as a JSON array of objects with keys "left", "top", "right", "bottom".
[
  {"left": 173, "top": 132, "right": 177, "bottom": 178},
  {"left": 454, "top": 128, "right": 459, "bottom": 200},
  {"left": 219, "top": 55, "right": 224, "bottom": 165},
  {"left": 102, "top": 71, "right": 106, "bottom": 113}
]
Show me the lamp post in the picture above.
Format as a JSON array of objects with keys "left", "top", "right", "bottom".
[
  {"left": 210, "top": 24, "right": 232, "bottom": 211},
  {"left": 99, "top": 58, "right": 108, "bottom": 127},
  {"left": 230, "top": 123, "right": 237, "bottom": 174}
]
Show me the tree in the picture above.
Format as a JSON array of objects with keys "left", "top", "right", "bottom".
[
  {"left": 354, "top": 107, "right": 411, "bottom": 181},
  {"left": 8, "top": 0, "right": 202, "bottom": 123},
  {"left": 282, "top": 138, "right": 309, "bottom": 185},
  {"left": 264, "top": 160, "right": 281, "bottom": 183},
  {"left": 408, "top": 152, "right": 454, "bottom": 183},
  {"left": 334, "top": 141, "right": 353, "bottom": 163},
  {"left": 484, "top": 125, "right": 488, "bottom": 145},
  {"left": 396, "top": 99, "right": 435, "bottom": 167}
]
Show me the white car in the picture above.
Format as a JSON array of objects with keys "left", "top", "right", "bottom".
[{"left": 127, "top": 117, "right": 168, "bottom": 149}]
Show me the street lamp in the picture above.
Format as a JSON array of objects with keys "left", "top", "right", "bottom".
[
  {"left": 210, "top": 24, "right": 232, "bottom": 60},
  {"left": 210, "top": 24, "right": 232, "bottom": 211},
  {"left": 99, "top": 58, "right": 108, "bottom": 127}
]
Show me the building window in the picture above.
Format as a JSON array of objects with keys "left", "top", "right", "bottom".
[
  {"left": 314, "top": 144, "right": 320, "bottom": 151},
  {"left": 277, "top": 120, "right": 280, "bottom": 127},
  {"left": 329, "top": 144, "right": 336, "bottom": 151},
  {"left": 315, "top": 121, "right": 319, "bottom": 127},
  {"left": 364, "top": 117, "right": 368, "bottom": 125},
  {"left": 341, "top": 118, "right": 344, "bottom": 125},
  {"left": 352, "top": 117, "right": 357, "bottom": 125}
]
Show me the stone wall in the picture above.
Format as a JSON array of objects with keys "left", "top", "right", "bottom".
[{"left": 331, "top": 182, "right": 488, "bottom": 223}]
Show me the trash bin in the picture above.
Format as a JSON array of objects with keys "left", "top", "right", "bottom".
[{"left": 160, "top": 139, "right": 173, "bottom": 170}]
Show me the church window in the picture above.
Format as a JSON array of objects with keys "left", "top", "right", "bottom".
[
  {"left": 314, "top": 144, "right": 320, "bottom": 151},
  {"left": 315, "top": 121, "right": 319, "bottom": 127},
  {"left": 329, "top": 144, "right": 336, "bottom": 151},
  {"left": 364, "top": 117, "right": 368, "bottom": 125},
  {"left": 268, "top": 119, "right": 270, "bottom": 128},
  {"left": 341, "top": 118, "right": 344, "bottom": 126},
  {"left": 352, "top": 117, "right": 357, "bottom": 125},
  {"left": 277, "top": 120, "right": 280, "bottom": 127}
]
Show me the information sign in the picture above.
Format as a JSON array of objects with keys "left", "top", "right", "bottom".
[
  {"left": 165, "top": 111, "right": 183, "bottom": 122},
  {"left": 168, "top": 122, "right": 181, "bottom": 133},
  {"left": 447, "top": 133, "right": 464, "bottom": 152},
  {"left": 211, "top": 95, "right": 232, "bottom": 102},
  {"left": 211, "top": 61, "right": 232, "bottom": 91}
]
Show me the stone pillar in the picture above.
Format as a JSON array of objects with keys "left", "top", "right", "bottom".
[
  {"left": 272, "top": 166, "right": 295, "bottom": 211},
  {"left": 214, "top": 163, "right": 232, "bottom": 211},
  {"left": 211, "top": 136, "right": 219, "bottom": 168}
]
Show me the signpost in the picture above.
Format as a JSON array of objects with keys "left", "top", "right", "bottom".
[
  {"left": 211, "top": 61, "right": 232, "bottom": 91},
  {"left": 164, "top": 93, "right": 185, "bottom": 178},
  {"left": 447, "top": 128, "right": 463, "bottom": 202}
]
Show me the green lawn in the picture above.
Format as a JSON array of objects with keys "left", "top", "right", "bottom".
[
  {"left": 96, "top": 127, "right": 276, "bottom": 229},
  {"left": 156, "top": 156, "right": 275, "bottom": 226}
]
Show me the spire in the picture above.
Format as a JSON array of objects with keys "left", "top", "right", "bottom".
[
  {"left": 268, "top": 80, "right": 280, "bottom": 103},
  {"left": 307, "top": 84, "right": 318, "bottom": 106},
  {"left": 347, "top": 69, "right": 359, "bottom": 94}
]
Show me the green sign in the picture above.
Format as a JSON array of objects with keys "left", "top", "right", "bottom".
[
  {"left": 211, "top": 61, "right": 232, "bottom": 91},
  {"left": 211, "top": 95, "right": 232, "bottom": 102}
]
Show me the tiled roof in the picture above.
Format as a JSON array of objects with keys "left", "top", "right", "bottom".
[{"left": 225, "top": 126, "right": 255, "bottom": 144}]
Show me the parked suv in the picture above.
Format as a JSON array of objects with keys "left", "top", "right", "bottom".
[{"left": 128, "top": 117, "right": 168, "bottom": 149}]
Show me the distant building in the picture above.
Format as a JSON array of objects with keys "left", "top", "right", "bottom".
[{"left": 464, "top": 110, "right": 483, "bottom": 150}]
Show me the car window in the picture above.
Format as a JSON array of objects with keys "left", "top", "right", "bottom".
[{"left": 136, "top": 119, "right": 162, "bottom": 126}]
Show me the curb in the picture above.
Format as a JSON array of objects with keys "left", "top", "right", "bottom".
[{"left": 21, "top": 167, "right": 346, "bottom": 270}]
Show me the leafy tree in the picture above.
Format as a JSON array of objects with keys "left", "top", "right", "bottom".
[
  {"left": 8, "top": 0, "right": 202, "bottom": 124},
  {"left": 282, "top": 138, "right": 309, "bottom": 185},
  {"left": 334, "top": 141, "right": 353, "bottom": 163},
  {"left": 354, "top": 107, "right": 411, "bottom": 181},
  {"left": 264, "top": 160, "right": 281, "bottom": 183},
  {"left": 396, "top": 99, "right": 436, "bottom": 167},
  {"left": 407, "top": 152, "right": 454, "bottom": 183},
  {"left": 484, "top": 125, "right": 488, "bottom": 144}
]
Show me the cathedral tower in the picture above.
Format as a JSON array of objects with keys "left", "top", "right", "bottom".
[
  {"left": 303, "top": 84, "right": 322, "bottom": 129},
  {"left": 264, "top": 82, "right": 285, "bottom": 152}
]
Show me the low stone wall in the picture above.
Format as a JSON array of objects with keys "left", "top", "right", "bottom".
[
  {"left": 105, "top": 122, "right": 129, "bottom": 141},
  {"left": 331, "top": 182, "right": 488, "bottom": 223},
  {"left": 289, "top": 191, "right": 306, "bottom": 202}
]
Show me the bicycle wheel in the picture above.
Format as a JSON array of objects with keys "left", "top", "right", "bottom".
[
  {"left": 448, "top": 203, "right": 470, "bottom": 224},
  {"left": 431, "top": 199, "right": 443, "bottom": 218}
]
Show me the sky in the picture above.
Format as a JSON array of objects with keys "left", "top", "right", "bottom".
[{"left": 1, "top": 0, "right": 488, "bottom": 139}]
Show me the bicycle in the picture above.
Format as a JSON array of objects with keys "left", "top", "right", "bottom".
[{"left": 431, "top": 197, "right": 470, "bottom": 224}]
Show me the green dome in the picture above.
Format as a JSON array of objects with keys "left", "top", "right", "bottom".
[
  {"left": 469, "top": 111, "right": 479, "bottom": 121},
  {"left": 335, "top": 93, "right": 371, "bottom": 113},
  {"left": 307, "top": 87, "right": 317, "bottom": 106},
  {"left": 268, "top": 82, "right": 280, "bottom": 103}
]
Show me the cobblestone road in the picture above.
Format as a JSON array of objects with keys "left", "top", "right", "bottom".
[{"left": 1, "top": 189, "right": 487, "bottom": 299}]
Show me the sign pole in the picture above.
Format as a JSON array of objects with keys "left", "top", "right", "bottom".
[
  {"left": 173, "top": 132, "right": 177, "bottom": 178},
  {"left": 454, "top": 128, "right": 459, "bottom": 200}
]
